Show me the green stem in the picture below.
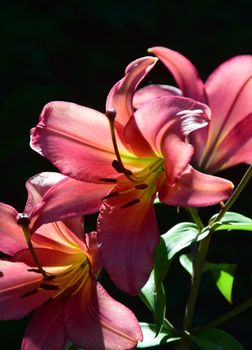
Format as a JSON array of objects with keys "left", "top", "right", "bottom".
[
  {"left": 194, "top": 296, "right": 252, "bottom": 333},
  {"left": 188, "top": 208, "right": 204, "bottom": 231},
  {"left": 214, "top": 165, "right": 252, "bottom": 223}
]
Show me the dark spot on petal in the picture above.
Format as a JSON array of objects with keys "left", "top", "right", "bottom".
[
  {"left": 120, "top": 198, "right": 140, "bottom": 209},
  {"left": 135, "top": 183, "right": 148, "bottom": 190},
  {"left": 0, "top": 271, "right": 3, "bottom": 277},
  {"left": 99, "top": 178, "right": 117, "bottom": 183},
  {"left": 21, "top": 289, "right": 39, "bottom": 298},
  {"left": 102, "top": 191, "right": 119, "bottom": 200}
]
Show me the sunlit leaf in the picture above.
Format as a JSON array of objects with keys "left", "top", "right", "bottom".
[
  {"left": 179, "top": 255, "right": 236, "bottom": 303},
  {"left": 137, "top": 323, "right": 180, "bottom": 348},
  {"left": 192, "top": 328, "right": 244, "bottom": 350},
  {"left": 210, "top": 212, "right": 252, "bottom": 232}
]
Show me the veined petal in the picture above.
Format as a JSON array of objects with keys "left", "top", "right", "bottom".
[
  {"left": 125, "top": 96, "right": 210, "bottom": 157},
  {"left": 133, "top": 84, "right": 182, "bottom": 109},
  {"left": 149, "top": 46, "right": 206, "bottom": 102},
  {"left": 97, "top": 188, "right": 159, "bottom": 294},
  {"left": 24, "top": 172, "right": 65, "bottom": 214},
  {"left": 64, "top": 280, "right": 142, "bottom": 350},
  {"left": 22, "top": 299, "right": 67, "bottom": 350},
  {"left": 0, "top": 203, "right": 27, "bottom": 255},
  {"left": 205, "top": 113, "right": 252, "bottom": 172},
  {"left": 159, "top": 166, "right": 233, "bottom": 207},
  {"left": 106, "top": 57, "right": 158, "bottom": 127},
  {"left": 31, "top": 101, "right": 118, "bottom": 182},
  {"left": 199, "top": 55, "right": 252, "bottom": 168},
  {"left": 30, "top": 176, "right": 113, "bottom": 233},
  {"left": 0, "top": 261, "right": 52, "bottom": 320}
]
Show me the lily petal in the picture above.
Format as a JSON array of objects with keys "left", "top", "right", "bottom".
[
  {"left": 31, "top": 101, "right": 118, "bottom": 182},
  {"left": 0, "top": 261, "right": 52, "bottom": 320},
  {"left": 0, "top": 203, "right": 27, "bottom": 255},
  {"left": 197, "top": 55, "right": 252, "bottom": 169},
  {"left": 106, "top": 57, "right": 158, "bottom": 127},
  {"left": 22, "top": 299, "right": 67, "bottom": 350},
  {"left": 30, "top": 176, "right": 113, "bottom": 232},
  {"left": 125, "top": 96, "right": 210, "bottom": 157},
  {"left": 97, "top": 186, "right": 159, "bottom": 294},
  {"left": 64, "top": 280, "right": 142, "bottom": 350},
  {"left": 149, "top": 46, "right": 206, "bottom": 102},
  {"left": 133, "top": 84, "right": 182, "bottom": 109},
  {"left": 159, "top": 165, "right": 234, "bottom": 207},
  {"left": 24, "top": 172, "right": 65, "bottom": 214}
]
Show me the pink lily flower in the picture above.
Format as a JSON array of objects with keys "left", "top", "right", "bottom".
[
  {"left": 0, "top": 177, "right": 142, "bottom": 349},
  {"left": 30, "top": 57, "right": 233, "bottom": 294},
  {"left": 145, "top": 47, "right": 252, "bottom": 173}
]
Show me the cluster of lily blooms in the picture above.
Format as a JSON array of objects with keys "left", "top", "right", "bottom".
[{"left": 0, "top": 47, "right": 251, "bottom": 349}]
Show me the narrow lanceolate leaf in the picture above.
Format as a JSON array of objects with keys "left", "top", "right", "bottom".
[
  {"left": 179, "top": 254, "right": 236, "bottom": 303},
  {"left": 137, "top": 323, "right": 181, "bottom": 348},
  {"left": 192, "top": 328, "right": 244, "bottom": 350},
  {"left": 139, "top": 222, "right": 201, "bottom": 335},
  {"left": 210, "top": 211, "right": 252, "bottom": 232},
  {"left": 139, "top": 272, "right": 166, "bottom": 336}
]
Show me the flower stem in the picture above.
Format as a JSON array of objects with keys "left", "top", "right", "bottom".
[
  {"left": 194, "top": 296, "right": 252, "bottom": 333},
  {"left": 214, "top": 165, "right": 252, "bottom": 223}
]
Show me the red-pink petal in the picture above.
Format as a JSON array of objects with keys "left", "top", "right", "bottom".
[
  {"left": 97, "top": 189, "right": 159, "bottom": 294},
  {"left": 64, "top": 280, "right": 142, "bottom": 350},
  {"left": 133, "top": 84, "right": 182, "bottom": 109},
  {"left": 0, "top": 261, "right": 52, "bottom": 320},
  {"left": 106, "top": 56, "right": 158, "bottom": 127},
  {"left": 0, "top": 203, "right": 27, "bottom": 255},
  {"left": 24, "top": 172, "right": 65, "bottom": 214},
  {"left": 22, "top": 299, "right": 67, "bottom": 350},
  {"left": 31, "top": 101, "right": 118, "bottom": 182},
  {"left": 30, "top": 176, "right": 113, "bottom": 232},
  {"left": 125, "top": 96, "right": 210, "bottom": 157},
  {"left": 149, "top": 46, "right": 206, "bottom": 102},
  {"left": 205, "top": 113, "right": 252, "bottom": 173},
  {"left": 159, "top": 166, "right": 234, "bottom": 207},
  {"left": 197, "top": 55, "right": 252, "bottom": 169}
]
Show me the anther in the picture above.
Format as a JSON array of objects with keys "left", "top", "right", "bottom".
[
  {"left": 112, "top": 160, "right": 133, "bottom": 175},
  {"left": 99, "top": 178, "right": 117, "bottom": 183},
  {"left": 16, "top": 213, "right": 30, "bottom": 226},
  {"left": 43, "top": 274, "right": 57, "bottom": 281},
  {"left": 40, "top": 283, "right": 59, "bottom": 291},
  {"left": 120, "top": 198, "right": 140, "bottom": 209},
  {"left": 135, "top": 183, "right": 148, "bottom": 190},
  {"left": 102, "top": 191, "right": 119, "bottom": 200},
  {"left": 21, "top": 289, "right": 39, "bottom": 298},
  {"left": 105, "top": 108, "right": 116, "bottom": 121}
]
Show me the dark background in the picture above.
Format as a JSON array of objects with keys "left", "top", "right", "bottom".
[{"left": 0, "top": 0, "right": 251, "bottom": 349}]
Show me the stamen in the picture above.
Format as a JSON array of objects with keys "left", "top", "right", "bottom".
[
  {"left": 102, "top": 191, "right": 119, "bottom": 200},
  {"left": 135, "top": 183, "right": 148, "bottom": 189},
  {"left": 21, "top": 289, "right": 39, "bottom": 298},
  {"left": 120, "top": 198, "right": 140, "bottom": 209},
  {"left": 99, "top": 178, "right": 117, "bottom": 183},
  {"left": 43, "top": 274, "right": 57, "bottom": 281},
  {"left": 18, "top": 217, "right": 49, "bottom": 279},
  {"left": 112, "top": 160, "right": 132, "bottom": 175},
  {"left": 40, "top": 283, "right": 59, "bottom": 291}
]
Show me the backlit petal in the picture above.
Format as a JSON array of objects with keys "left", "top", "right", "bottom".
[
  {"left": 106, "top": 57, "right": 158, "bottom": 127},
  {"left": 159, "top": 165, "right": 233, "bottom": 207},
  {"left": 31, "top": 101, "right": 118, "bottom": 182},
  {"left": 149, "top": 46, "right": 206, "bottom": 102},
  {"left": 22, "top": 299, "right": 67, "bottom": 350},
  {"left": 64, "top": 280, "right": 142, "bottom": 350}
]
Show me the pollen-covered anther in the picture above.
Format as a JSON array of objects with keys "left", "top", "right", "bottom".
[
  {"left": 105, "top": 108, "right": 116, "bottom": 121},
  {"left": 112, "top": 160, "right": 133, "bottom": 175},
  {"left": 120, "top": 198, "right": 140, "bottom": 209},
  {"left": 16, "top": 213, "right": 30, "bottom": 226}
]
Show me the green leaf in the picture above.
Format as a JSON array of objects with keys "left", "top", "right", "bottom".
[
  {"left": 179, "top": 255, "right": 236, "bottom": 303},
  {"left": 67, "top": 344, "right": 81, "bottom": 350},
  {"left": 210, "top": 212, "right": 252, "bottom": 232},
  {"left": 137, "top": 323, "right": 180, "bottom": 348},
  {"left": 192, "top": 328, "right": 244, "bottom": 350},
  {"left": 139, "top": 276, "right": 166, "bottom": 335}
]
